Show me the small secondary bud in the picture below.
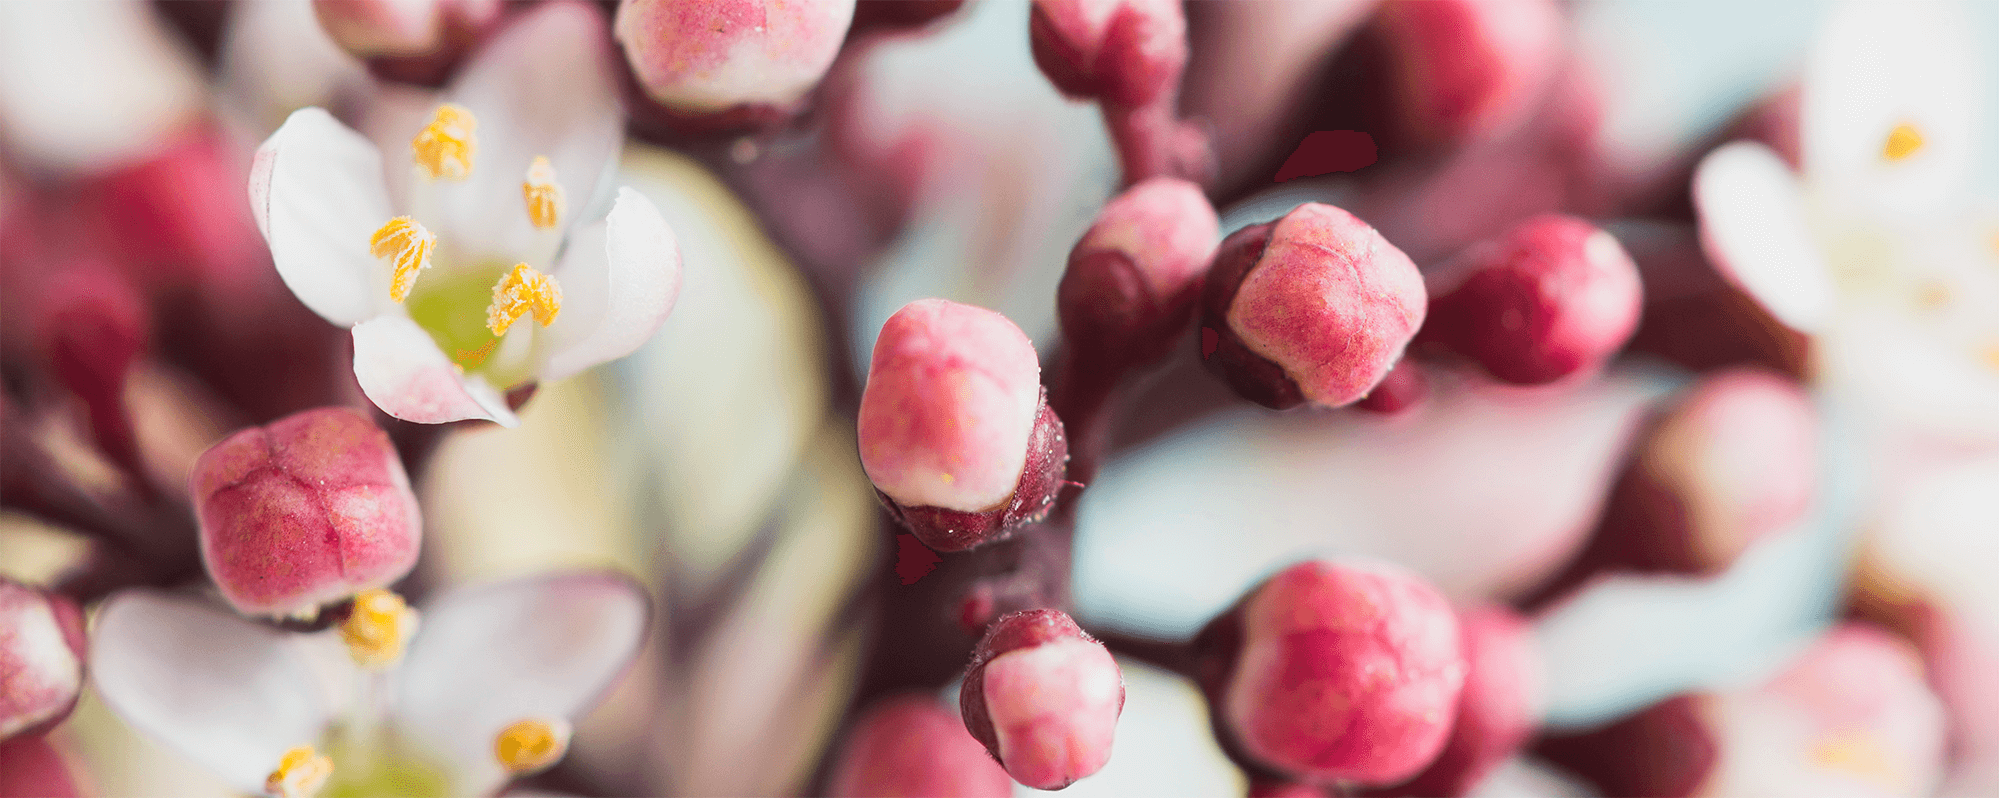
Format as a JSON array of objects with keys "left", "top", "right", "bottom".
[
  {"left": 960, "top": 609, "right": 1124, "bottom": 791},
  {"left": 858, "top": 299, "right": 1070, "bottom": 552},
  {"left": 1196, "top": 560, "right": 1465, "bottom": 786},
  {"left": 1352, "top": 358, "right": 1428, "bottom": 415},
  {"left": 1420, "top": 214, "right": 1643, "bottom": 385},
  {"left": 1371, "top": 0, "right": 1562, "bottom": 146},
  {"left": 1200, "top": 203, "right": 1427, "bottom": 409},
  {"left": 313, "top": 0, "right": 444, "bottom": 57},
  {"left": 827, "top": 694, "right": 1014, "bottom": 798},
  {"left": 614, "top": 0, "right": 855, "bottom": 122},
  {"left": 1030, "top": 0, "right": 1187, "bottom": 108},
  {"left": 192, "top": 407, "right": 422, "bottom": 618},
  {"left": 0, "top": 582, "right": 86, "bottom": 741},
  {"left": 1058, "top": 177, "right": 1219, "bottom": 369},
  {"left": 1369, "top": 606, "right": 1542, "bottom": 797}
]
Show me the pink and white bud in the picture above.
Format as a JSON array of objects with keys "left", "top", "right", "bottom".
[
  {"left": 1199, "top": 203, "right": 1427, "bottom": 410},
  {"left": 858, "top": 299, "right": 1069, "bottom": 552},
  {"left": 615, "top": 0, "right": 855, "bottom": 124},
  {"left": 1370, "top": 0, "right": 1563, "bottom": 146},
  {"left": 1541, "top": 623, "right": 1945, "bottom": 797},
  {"left": 191, "top": 407, "right": 421, "bottom": 618},
  {"left": 1058, "top": 177, "right": 1219, "bottom": 368},
  {"left": 827, "top": 694, "right": 1014, "bottom": 798},
  {"left": 1197, "top": 560, "right": 1465, "bottom": 786},
  {"left": 1030, "top": 0, "right": 1186, "bottom": 109},
  {"left": 960, "top": 609, "right": 1124, "bottom": 791},
  {"left": 0, "top": 582, "right": 86, "bottom": 741},
  {"left": 1369, "top": 606, "right": 1542, "bottom": 797},
  {"left": 1420, "top": 214, "right": 1643, "bottom": 385},
  {"left": 313, "top": 0, "right": 446, "bottom": 57}
]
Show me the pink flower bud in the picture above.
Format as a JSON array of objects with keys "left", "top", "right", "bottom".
[
  {"left": 36, "top": 265, "right": 148, "bottom": 475},
  {"left": 1419, "top": 214, "right": 1643, "bottom": 385},
  {"left": 858, "top": 300, "right": 1069, "bottom": 552},
  {"left": 1369, "top": 606, "right": 1541, "bottom": 797},
  {"left": 1199, "top": 203, "right": 1427, "bottom": 410},
  {"left": 960, "top": 610, "right": 1124, "bottom": 791},
  {"left": 313, "top": 0, "right": 447, "bottom": 57},
  {"left": 1030, "top": 0, "right": 1187, "bottom": 108},
  {"left": 1198, "top": 560, "right": 1465, "bottom": 786},
  {"left": 615, "top": 0, "right": 855, "bottom": 123},
  {"left": 0, "top": 735, "right": 82, "bottom": 798},
  {"left": 1535, "top": 694, "right": 1719, "bottom": 797},
  {"left": 1352, "top": 358, "right": 1428, "bottom": 415},
  {"left": 1058, "top": 177, "right": 1219, "bottom": 368},
  {"left": 1371, "top": 0, "right": 1563, "bottom": 146},
  {"left": 191, "top": 407, "right": 421, "bottom": 618},
  {"left": 0, "top": 582, "right": 86, "bottom": 741},
  {"left": 827, "top": 694, "right": 1014, "bottom": 798}
]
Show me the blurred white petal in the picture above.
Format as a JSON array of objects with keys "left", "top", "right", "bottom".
[
  {"left": 0, "top": 0, "right": 203, "bottom": 173},
  {"left": 1692, "top": 142, "right": 1838, "bottom": 333}
]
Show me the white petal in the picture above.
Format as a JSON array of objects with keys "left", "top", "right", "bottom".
[
  {"left": 350, "top": 316, "right": 519, "bottom": 427},
  {"left": 0, "top": 0, "right": 204, "bottom": 173},
  {"left": 252, "top": 107, "right": 396, "bottom": 326},
  {"left": 1691, "top": 141, "right": 1838, "bottom": 333},
  {"left": 433, "top": 0, "right": 624, "bottom": 260},
  {"left": 88, "top": 591, "right": 334, "bottom": 795},
  {"left": 1801, "top": 0, "right": 1979, "bottom": 219},
  {"left": 392, "top": 572, "right": 649, "bottom": 795},
  {"left": 539, "top": 188, "right": 683, "bottom": 381}
]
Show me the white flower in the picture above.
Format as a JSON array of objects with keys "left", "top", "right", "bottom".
[
  {"left": 1691, "top": 0, "right": 1995, "bottom": 445},
  {"left": 249, "top": 0, "right": 683, "bottom": 428},
  {"left": 89, "top": 572, "right": 648, "bottom": 797}
]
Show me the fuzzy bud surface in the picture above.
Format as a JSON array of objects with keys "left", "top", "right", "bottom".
[
  {"left": 960, "top": 609, "right": 1124, "bottom": 791},
  {"left": 0, "top": 583, "right": 85, "bottom": 741}
]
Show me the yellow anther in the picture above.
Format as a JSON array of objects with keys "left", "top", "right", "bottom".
[
  {"left": 522, "top": 156, "right": 565, "bottom": 230},
  {"left": 369, "top": 217, "right": 437, "bottom": 302},
  {"left": 412, "top": 104, "right": 478, "bottom": 180},
  {"left": 1882, "top": 123, "right": 1924, "bottom": 162},
  {"left": 494, "top": 718, "right": 571, "bottom": 775},
  {"left": 486, "top": 263, "right": 562, "bottom": 336},
  {"left": 1812, "top": 731, "right": 1902, "bottom": 788},
  {"left": 338, "top": 589, "right": 419, "bottom": 669},
  {"left": 1981, "top": 340, "right": 1997, "bottom": 372},
  {"left": 265, "top": 745, "right": 333, "bottom": 798}
]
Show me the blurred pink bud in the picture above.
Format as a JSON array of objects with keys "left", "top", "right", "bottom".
[
  {"left": 1369, "top": 606, "right": 1541, "bottom": 797},
  {"left": 1371, "top": 0, "right": 1563, "bottom": 146},
  {"left": 1420, "top": 214, "right": 1643, "bottom": 385},
  {"left": 849, "top": 0, "right": 964, "bottom": 33},
  {"left": 0, "top": 582, "right": 86, "bottom": 741},
  {"left": 191, "top": 407, "right": 421, "bottom": 618},
  {"left": 1200, "top": 203, "right": 1427, "bottom": 409},
  {"left": 314, "top": 0, "right": 445, "bottom": 57},
  {"left": 1059, "top": 177, "right": 1219, "bottom": 368},
  {"left": 0, "top": 735, "right": 83, "bottom": 798},
  {"left": 1542, "top": 623, "right": 1944, "bottom": 797},
  {"left": 1030, "top": 0, "right": 1186, "bottom": 108},
  {"left": 827, "top": 694, "right": 1014, "bottom": 798},
  {"left": 1351, "top": 358, "right": 1428, "bottom": 415},
  {"left": 37, "top": 265, "right": 149, "bottom": 474},
  {"left": 1197, "top": 560, "right": 1465, "bottom": 786},
  {"left": 615, "top": 0, "right": 855, "bottom": 124},
  {"left": 86, "top": 124, "right": 266, "bottom": 286},
  {"left": 858, "top": 300, "right": 1069, "bottom": 552},
  {"left": 960, "top": 609, "right": 1124, "bottom": 791},
  {"left": 1248, "top": 780, "right": 1331, "bottom": 798}
]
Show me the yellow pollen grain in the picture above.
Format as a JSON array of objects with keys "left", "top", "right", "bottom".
[
  {"left": 487, "top": 263, "right": 562, "bottom": 336},
  {"left": 265, "top": 745, "right": 333, "bottom": 798},
  {"left": 369, "top": 216, "right": 437, "bottom": 302},
  {"left": 939, "top": 472, "right": 955, "bottom": 485},
  {"left": 339, "top": 588, "right": 419, "bottom": 669},
  {"left": 1812, "top": 731, "right": 1902, "bottom": 788},
  {"left": 522, "top": 156, "right": 565, "bottom": 230},
  {"left": 1882, "top": 123, "right": 1924, "bottom": 162},
  {"left": 495, "top": 718, "right": 571, "bottom": 774},
  {"left": 413, "top": 103, "right": 478, "bottom": 180}
]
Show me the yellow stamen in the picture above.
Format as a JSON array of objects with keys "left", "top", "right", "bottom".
[
  {"left": 369, "top": 217, "right": 437, "bottom": 303},
  {"left": 1882, "top": 123, "right": 1924, "bottom": 162},
  {"left": 1980, "top": 339, "right": 1997, "bottom": 372},
  {"left": 338, "top": 589, "right": 419, "bottom": 669},
  {"left": 265, "top": 745, "right": 333, "bottom": 798},
  {"left": 1812, "top": 731, "right": 1902, "bottom": 788},
  {"left": 486, "top": 263, "right": 562, "bottom": 336},
  {"left": 522, "top": 156, "right": 565, "bottom": 230},
  {"left": 412, "top": 104, "right": 477, "bottom": 180},
  {"left": 494, "top": 718, "right": 571, "bottom": 775}
]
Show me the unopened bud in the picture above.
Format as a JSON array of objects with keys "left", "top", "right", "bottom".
[
  {"left": 1200, "top": 203, "right": 1427, "bottom": 409},
  {"left": 1352, "top": 359, "right": 1428, "bottom": 415},
  {"left": 192, "top": 407, "right": 422, "bottom": 618},
  {"left": 858, "top": 300, "right": 1069, "bottom": 552},
  {"left": 1196, "top": 559, "right": 1465, "bottom": 786},
  {"left": 614, "top": 0, "right": 855, "bottom": 123},
  {"left": 1030, "top": 0, "right": 1187, "bottom": 108},
  {"left": 827, "top": 694, "right": 1014, "bottom": 798},
  {"left": 1059, "top": 177, "right": 1219, "bottom": 369},
  {"left": 0, "top": 734, "right": 84, "bottom": 797},
  {"left": 960, "top": 609, "right": 1124, "bottom": 791},
  {"left": 1420, "top": 214, "right": 1643, "bottom": 385},
  {"left": 1371, "top": 0, "right": 1562, "bottom": 146},
  {"left": 312, "top": 0, "right": 443, "bottom": 57},
  {"left": 0, "top": 582, "right": 86, "bottom": 741},
  {"left": 1368, "top": 606, "right": 1542, "bottom": 797}
]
